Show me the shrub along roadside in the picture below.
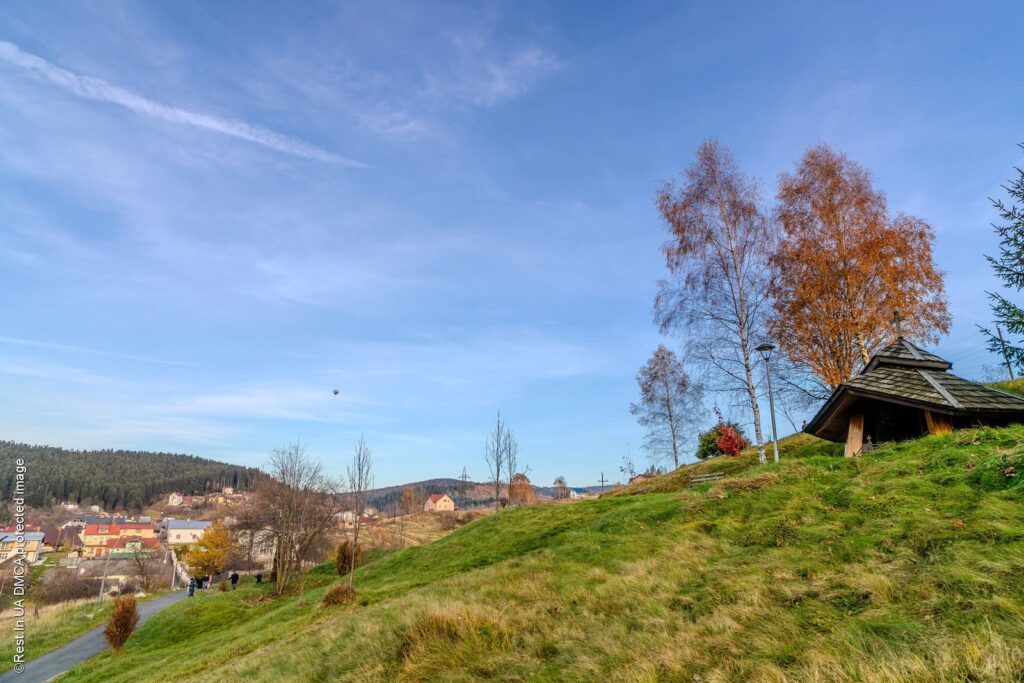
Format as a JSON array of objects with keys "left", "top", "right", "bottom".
[{"left": 103, "top": 596, "right": 139, "bottom": 651}]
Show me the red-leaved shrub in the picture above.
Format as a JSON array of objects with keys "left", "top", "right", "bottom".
[{"left": 715, "top": 424, "right": 748, "bottom": 456}]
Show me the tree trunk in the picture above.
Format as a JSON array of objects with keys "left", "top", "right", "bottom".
[
  {"left": 663, "top": 377, "right": 680, "bottom": 469},
  {"left": 740, "top": 336, "right": 767, "bottom": 464},
  {"left": 348, "top": 524, "right": 360, "bottom": 588}
]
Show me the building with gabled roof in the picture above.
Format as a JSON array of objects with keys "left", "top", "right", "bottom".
[
  {"left": 0, "top": 532, "right": 46, "bottom": 563},
  {"left": 165, "top": 519, "right": 212, "bottom": 545},
  {"left": 805, "top": 336, "right": 1024, "bottom": 456},
  {"left": 423, "top": 494, "right": 455, "bottom": 512}
]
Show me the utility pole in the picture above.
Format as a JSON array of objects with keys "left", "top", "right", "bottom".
[
  {"left": 459, "top": 467, "right": 469, "bottom": 508},
  {"left": 997, "top": 326, "right": 1016, "bottom": 380},
  {"left": 598, "top": 472, "right": 607, "bottom": 493},
  {"left": 97, "top": 548, "right": 114, "bottom": 603}
]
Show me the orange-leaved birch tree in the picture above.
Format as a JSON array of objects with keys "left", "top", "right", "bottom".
[
  {"left": 770, "top": 144, "right": 950, "bottom": 388},
  {"left": 655, "top": 140, "right": 772, "bottom": 463}
]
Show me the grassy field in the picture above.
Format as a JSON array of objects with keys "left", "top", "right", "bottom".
[
  {"left": 0, "top": 598, "right": 114, "bottom": 671},
  {"left": 0, "top": 591, "right": 173, "bottom": 673},
  {"left": 58, "top": 426, "right": 1024, "bottom": 682}
]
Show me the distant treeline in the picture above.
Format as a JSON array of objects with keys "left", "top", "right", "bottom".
[{"left": 0, "top": 441, "right": 262, "bottom": 512}]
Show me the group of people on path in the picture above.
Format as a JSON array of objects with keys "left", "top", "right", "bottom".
[{"left": 188, "top": 570, "right": 258, "bottom": 597}]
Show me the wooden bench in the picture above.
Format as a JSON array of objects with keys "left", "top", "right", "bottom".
[{"left": 688, "top": 472, "right": 724, "bottom": 487}]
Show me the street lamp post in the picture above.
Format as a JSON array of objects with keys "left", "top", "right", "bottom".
[
  {"left": 756, "top": 343, "right": 780, "bottom": 464},
  {"left": 97, "top": 547, "right": 114, "bottom": 604}
]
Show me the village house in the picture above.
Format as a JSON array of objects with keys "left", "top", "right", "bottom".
[
  {"left": 81, "top": 523, "right": 157, "bottom": 558},
  {"left": 167, "top": 492, "right": 195, "bottom": 507},
  {"left": 0, "top": 532, "right": 46, "bottom": 563},
  {"left": 805, "top": 334, "right": 1024, "bottom": 455},
  {"left": 61, "top": 515, "right": 127, "bottom": 529},
  {"left": 105, "top": 536, "right": 161, "bottom": 557},
  {"left": 1, "top": 524, "right": 61, "bottom": 551},
  {"left": 423, "top": 494, "right": 455, "bottom": 512},
  {"left": 165, "top": 519, "right": 212, "bottom": 545}
]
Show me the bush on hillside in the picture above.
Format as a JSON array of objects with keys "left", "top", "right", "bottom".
[
  {"left": 715, "top": 424, "right": 748, "bottom": 456},
  {"left": 104, "top": 595, "right": 139, "bottom": 651},
  {"left": 334, "top": 540, "right": 363, "bottom": 576},
  {"left": 696, "top": 417, "right": 749, "bottom": 459},
  {"left": 321, "top": 583, "right": 356, "bottom": 607}
]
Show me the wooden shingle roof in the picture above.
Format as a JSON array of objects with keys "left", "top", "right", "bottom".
[
  {"left": 864, "top": 339, "right": 951, "bottom": 372},
  {"left": 805, "top": 337, "right": 1024, "bottom": 440},
  {"left": 843, "top": 365, "right": 1024, "bottom": 413}
]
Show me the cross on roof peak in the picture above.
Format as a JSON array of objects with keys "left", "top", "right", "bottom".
[{"left": 891, "top": 311, "right": 904, "bottom": 339}]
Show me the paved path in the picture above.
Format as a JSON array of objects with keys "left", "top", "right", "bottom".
[{"left": 0, "top": 590, "right": 189, "bottom": 683}]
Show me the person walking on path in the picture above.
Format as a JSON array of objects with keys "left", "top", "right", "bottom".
[
  {"left": 187, "top": 577, "right": 196, "bottom": 597},
  {"left": 229, "top": 571, "right": 239, "bottom": 589},
  {"left": 255, "top": 572, "right": 263, "bottom": 584}
]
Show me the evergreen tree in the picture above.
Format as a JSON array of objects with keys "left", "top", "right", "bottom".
[{"left": 982, "top": 144, "right": 1024, "bottom": 374}]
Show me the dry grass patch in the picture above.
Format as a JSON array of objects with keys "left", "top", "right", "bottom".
[{"left": 394, "top": 606, "right": 519, "bottom": 681}]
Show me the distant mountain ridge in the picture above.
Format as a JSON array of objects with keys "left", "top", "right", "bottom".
[{"left": 0, "top": 441, "right": 261, "bottom": 512}]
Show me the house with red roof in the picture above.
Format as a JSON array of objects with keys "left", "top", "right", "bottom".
[
  {"left": 423, "top": 494, "right": 455, "bottom": 513},
  {"left": 82, "top": 523, "right": 157, "bottom": 558}
]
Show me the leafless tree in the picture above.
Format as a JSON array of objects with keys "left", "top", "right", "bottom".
[
  {"left": 630, "top": 345, "right": 705, "bottom": 469},
  {"left": 484, "top": 413, "right": 508, "bottom": 518},
  {"left": 620, "top": 445, "right": 637, "bottom": 480},
  {"left": 655, "top": 140, "right": 774, "bottom": 463},
  {"left": 126, "top": 544, "right": 161, "bottom": 592},
  {"left": 346, "top": 435, "right": 373, "bottom": 588},
  {"left": 505, "top": 430, "right": 526, "bottom": 506},
  {"left": 553, "top": 476, "right": 569, "bottom": 500},
  {"left": 232, "top": 501, "right": 270, "bottom": 569},
  {"left": 257, "top": 443, "right": 343, "bottom": 597}
]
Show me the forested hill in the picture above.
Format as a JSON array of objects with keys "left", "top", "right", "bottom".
[{"left": 0, "top": 441, "right": 262, "bottom": 512}]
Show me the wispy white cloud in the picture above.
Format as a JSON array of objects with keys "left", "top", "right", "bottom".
[
  {"left": 0, "top": 337, "right": 189, "bottom": 367},
  {"left": 0, "top": 41, "right": 363, "bottom": 166},
  {"left": 438, "top": 34, "right": 560, "bottom": 107}
]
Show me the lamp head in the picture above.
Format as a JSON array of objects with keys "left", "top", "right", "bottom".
[{"left": 755, "top": 342, "right": 775, "bottom": 361}]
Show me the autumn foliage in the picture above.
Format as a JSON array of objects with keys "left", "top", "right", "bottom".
[
  {"left": 655, "top": 141, "right": 772, "bottom": 457},
  {"left": 508, "top": 473, "right": 536, "bottom": 505},
  {"left": 334, "top": 540, "right": 363, "bottom": 577},
  {"left": 183, "top": 520, "right": 235, "bottom": 577},
  {"left": 104, "top": 595, "right": 139, "bottom": 651},
  {"left": 696, "top": 410, "right": 749, "bottom": 459},
  {"left": 715, "top": 424, "right": 747, "bottom": 456},
  {"left": 321, "top": 582, "right": 356, "bottom": 607},
  {"left": 770, "top": 144, "right": 950, "bottom": 387}
]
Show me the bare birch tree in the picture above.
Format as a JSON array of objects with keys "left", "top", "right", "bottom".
[
  {"left": 346, "top": 435, "right": 373, "bottom": 588},
  {"left": 257, "top": 443, "right": 342, "bottom": 596},
  {"left": 483, "top": 411, "right": 507, "bottom": 518},
  {"left": 655, "top": 140, "right": 774, "bottom": 463},
  {"left": 630, "top": 345, "right": 705, "bottom": 469}
]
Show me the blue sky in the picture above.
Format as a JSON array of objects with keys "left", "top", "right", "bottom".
[{"left": 1, "top": 1, "right": 1023, "bottom": 487}]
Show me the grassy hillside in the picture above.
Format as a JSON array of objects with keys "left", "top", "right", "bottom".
[{"left": 60, "top": 427, "right": 1024, "bottom": 682}]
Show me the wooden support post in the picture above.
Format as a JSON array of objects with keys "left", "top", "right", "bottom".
[
  {"left": 845, "top": 411, "right": 864, "bottom": 457},
  {"left": 924, "top": 410, "right": 952, "bottom": 435}
]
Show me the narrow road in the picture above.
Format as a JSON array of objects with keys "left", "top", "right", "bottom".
[{"left": 0, "top": 590, "right": 188, "bottom": 683}]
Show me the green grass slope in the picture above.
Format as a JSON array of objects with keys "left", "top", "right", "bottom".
[{"left": 61, "top": 427, "right": 1024, "bottom": 682}]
